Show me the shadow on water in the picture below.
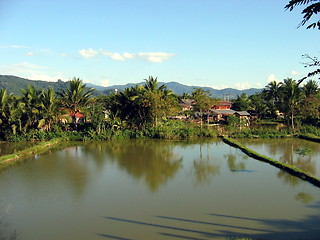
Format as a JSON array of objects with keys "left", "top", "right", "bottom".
[
  {"left": 156, "top": 216, "right": 270, "bottom": 233},
  {"left": 208, "top": 211, "right": 320, "bottom": 239},
  {"left": 101, "top": 206, "right": 320, "bottom": 240},
  {"left": 97, "top": 233, "right": 133, "bottom": 240},
  {"left": 102, "top": 217, "right": 224, "bottom": 238}
]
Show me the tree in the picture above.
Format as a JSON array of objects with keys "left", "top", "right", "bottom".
[
  {"left": 231, "top": 93, "right": 251, "bottom": 111},
  {"left": 19, "top": 84, "right": 43, "bottom": 132},
  {"left": 0, "top": 89, "right": 11, "bottom": 125},
  {"left": 249, "top": 93, "right": 269, "bottom": 117},
  {"left": 105, "top": 77, "right": 178, "bottom": 129},
  {"left": 285, "top": 0, "right": 320, "bottom": 30},
  {"left": 285, "top": 0, "right": 320, "bottom": 82},
  {"left": 264, "top": 81, "right": 281, "bottom": 104},
  {"left": 302, "top": 79, "right": 319, "bottom": 97},
  {"left": 142, "top": 76, "right": 178, "bottom": 127},
  {"left": 192, "top": 88, "right": 214, "bottom": 127},
  {"left": 300, "top": 80, "right": 320, "bottom": 124},
  {"left": 279, "top": 78, "right": 302, "bottom": 129},
  {"left": 57, "top": 77, "right": 94, "bottom": 126},
  {"left": 38, "top": 88, "right": 59, "bottom": 130}
]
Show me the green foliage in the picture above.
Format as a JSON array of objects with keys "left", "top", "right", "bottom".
[
  {"left": 232, "top": 93, "right": 251, "bottom": 111},
  {"left": 227, "top": 115, "right": 240, "bottom": 127},
  {"left": 228, "top": 127, "right": 291, "bottom": 139},
  {"left": 105, "top": 76, "right": 179, "bottom": 129},
  {"left": 285, "top": 0, "right": 320, "bottom": 30},
  {"left": 295, "top": 147, "right": 312, "bottom": 156}
]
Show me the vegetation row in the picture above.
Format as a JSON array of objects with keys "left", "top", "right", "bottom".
[
  {"left": 222, "top": 136, "right": 320, "bottom": 188},
  {"left": 1, "top": 74, "right": 320, "bottom": 142}
]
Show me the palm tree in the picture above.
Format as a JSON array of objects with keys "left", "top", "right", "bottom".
[
  {"left": 280, "top": 78, "right": 302, "bottom": 129},
  {"left": 38, "top": 88, "right": 59, "bottom": 130},
  {"left": 264, "top": 81, "right": 281, "bottom": 104},
  {"left": 0, "top": 89, "right": 10, "bottom": 125},
  {"left": 57, "top": 77, "right": 94, "bottom": 126},
  {"left": 302, "top": 79, "right": 319, "bottom": 98},
  {"left": 143, "top": 76, "right": 174, "bottom": 127},
  {"left": 19, "top": 84, "right": 43, "bottom": 131}
]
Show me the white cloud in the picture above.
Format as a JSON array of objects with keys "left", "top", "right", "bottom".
[
  {"left": 123, "top": 52, "right": 134, "bottom": 59},
  {"left": 25, "top": 51, "right": 34, "bottom": 56},
  {"left": 11, "top": 45, "right": 27, "bottom": 49},
  {"left": 136, "top": 52, "right": 175, "bottom": 63},
  {"left": 0, "top": 62, "right": 64, "bottom": 82},
  {"left": 61, "top": 53, "right": 67, "bottom": 57},
  {"left": 79, "top": 48, "right": 98, "bottom": 59},
  {"left": 211, "top": 84, "right": 229, "bottom": 90},
  {"left": 110, "top": 52, "right": 125, "bottom": 61},
  {"left": 100, "top": 50, "right": 112, "bottom": 56},
  {"left": 100, "top": 79, "right": 110, "bottom": 87},
  {"left": 235, "top": 82, "right": 251, "bottom": 90},
  {"left": 82, "top": 48, "right": 174, "bottom": 62},
  {"left": 267, "top": 74, "right": 279, "bottom": 83},
  {"left": 291, "top": 70, "right": 299, "bottom": 76},
  {"left": 255, "top": 82, "right": 264, "bottom": 88},
  {"left": 0, "top": 45, "right": 28, "bottom": 49}
]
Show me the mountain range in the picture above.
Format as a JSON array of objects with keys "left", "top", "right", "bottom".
[{"left": 0, "top": 75, "right": 261, "bottom": 99}]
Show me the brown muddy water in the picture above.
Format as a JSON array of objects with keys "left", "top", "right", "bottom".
[{"left": 0, "top": 139, "right": 319, "bottom": 240}]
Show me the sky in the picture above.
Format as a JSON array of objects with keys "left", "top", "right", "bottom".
[{"left": 0, "top": 0, "right": 319, "bottom": 89}]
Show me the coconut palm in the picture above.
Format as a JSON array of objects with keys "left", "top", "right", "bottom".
[
  {"left": 0, "top": 89, "right": 11, "bottom": 125},
  {"left": 280, "top": 78, "right": 302, "bottom": 129},
  {"left": 57, "top": 77, "right": 94, "bottom": 125},
  {"left": 264, "top": 81, "right": 281, "bottom": 104},
  {"left": 38, "top": 88, "right": 59, "bottom": 130},
  {"left": 19, "top": 84, "right": 43, "bottom": 131},
  {"left": 143, "top": 76, "right": 177, "bottom": 126},
  {"left": 302, "top": 79, "right": 319, "bottom": 98}
]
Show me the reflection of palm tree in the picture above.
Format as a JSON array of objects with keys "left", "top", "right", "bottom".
[
  {"left": 295, "top": 192, "right": 314, "bottom": 204},
  {"left": 193, "top": 143, "right": 220, "bottom": 184},
  {"left": 100, "top": 140, "right": 182, "bottom": 192},
  {"left": 277, "top": 171, "right": 301, "bottom": 187},
  {"left": 225, "top": 153, "right": 246, "bottom": 172}
]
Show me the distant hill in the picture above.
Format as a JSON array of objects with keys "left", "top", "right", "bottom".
[
  {"left": 99, "top": 81, "right": 261, "bottom": 99},
  {"left": 0, "top": 75, "right": 102, "bottom": 96},
  {"left": 0, "top": 75, "right": 261, "bottom": 99}
]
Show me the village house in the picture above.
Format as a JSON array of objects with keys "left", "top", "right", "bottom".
[
  {"left": 211, "top": 101, "right": 251, "bottom": 124},
  {"left": 58, "top": 109, "right": 85, "bottom": 124}
]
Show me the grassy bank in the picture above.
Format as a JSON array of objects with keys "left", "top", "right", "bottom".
[
  {"left": 222, "top": 136, "right": 320, "bottom": 188},
  {"left": 0, "top": 139, "right": 61, "bottom": 169},
  {"left": 298, "top": 134, "right": 320, "bottom": 143},
  {"left": 3, "top": 120, "right": 219, "bottom": 142}
]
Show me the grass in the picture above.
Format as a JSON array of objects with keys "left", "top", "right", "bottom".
[{"left": 222, "top": 136, "right": 320, "bottom": 188}]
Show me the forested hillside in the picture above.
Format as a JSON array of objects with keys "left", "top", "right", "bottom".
[{"left": 0, "top": 75, "right": 261, "bottom": 98}]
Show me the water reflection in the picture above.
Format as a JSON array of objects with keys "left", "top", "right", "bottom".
[
  {"left": 238, "top": 138, "right": 319, "bottom": 178},
  {"left": 0, "top": 139, "right": 320, "bottom": 240},
  {"left": 0, "top": 141, "right": 37, "bottom": 157},
  {"left": 192, "top": 143, "right": 220, "bottom": 184},
  {"left": 225, "top": 153, "right": 246, "bottom": 172},
  {"left": 83, "top": 140, "right": 183, "bottom": 192}
]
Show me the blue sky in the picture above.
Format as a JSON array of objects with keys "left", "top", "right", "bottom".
[{"left": 0, "top": 0, "right": 319, "bottom": 89}]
